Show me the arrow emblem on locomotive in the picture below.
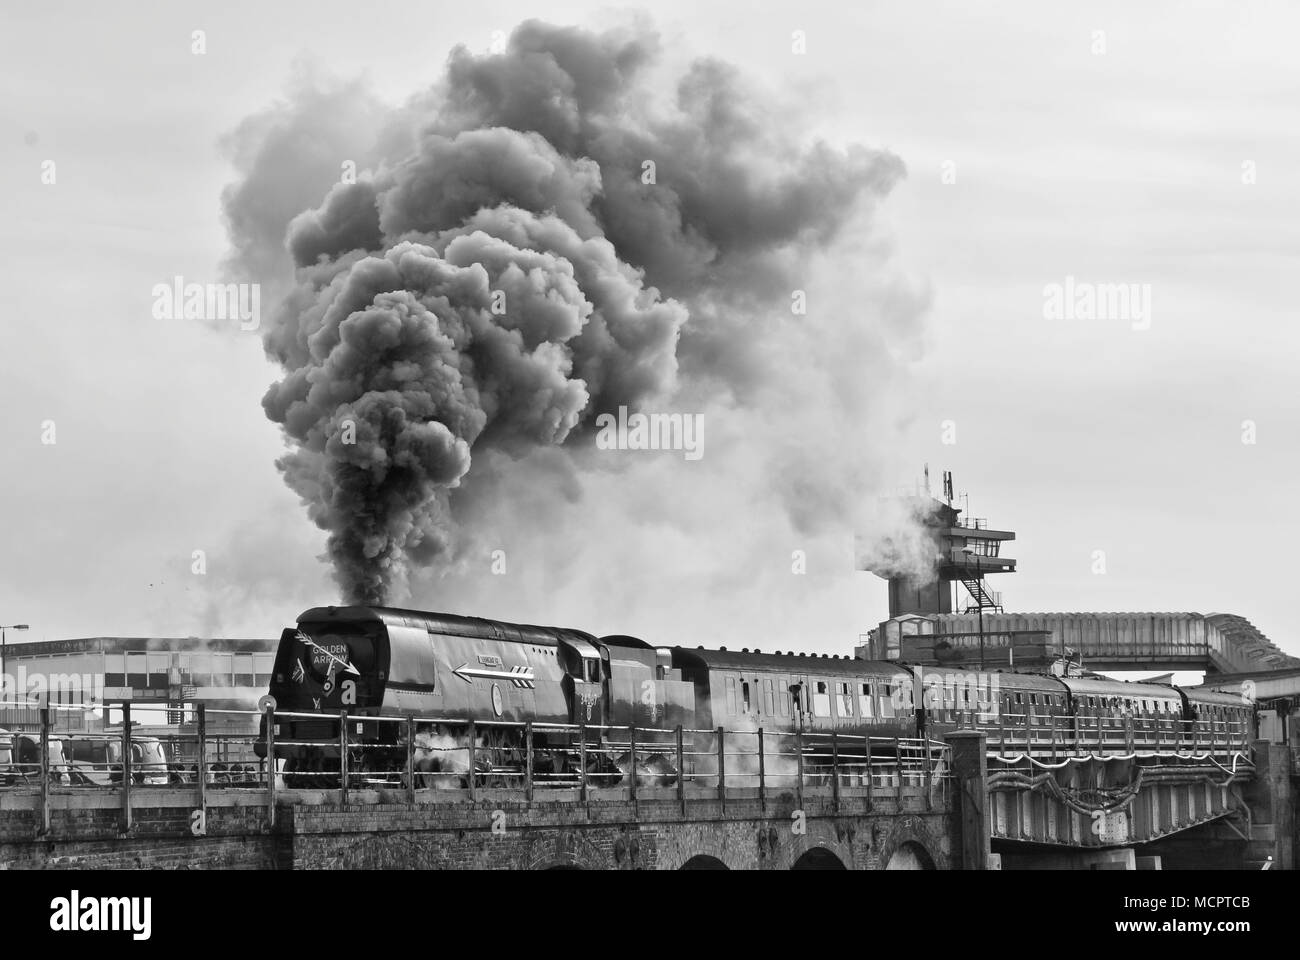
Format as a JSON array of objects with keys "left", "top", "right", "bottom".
[
  {"left": 296, "top": 630, "right": 359, "bottom": 675},
  {"left": 453, "top": 663, "right": 536, "bottom": 688}
]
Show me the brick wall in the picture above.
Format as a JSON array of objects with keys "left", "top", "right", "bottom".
[
  {"left": 0, "top": 805, "right": 277, "bottom": 869},
  {"left": 285, "top": 794, "right": 954, "bottom": 871},
  {"left": 0, "top": 789, "right": 954, "bottom": 870}
]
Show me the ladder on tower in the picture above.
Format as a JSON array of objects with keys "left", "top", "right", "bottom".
[{"left": 961, "top": 578, "right": 1003, "bottom": 615}]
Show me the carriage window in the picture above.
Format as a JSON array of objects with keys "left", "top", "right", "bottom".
[
  {"left": 837, "top": 682, "right": 853, "bottom": 717},
  {"left": 725, "top": 678, "right": 737, "bottom": 715},
  {"left": 1014, "top": 693, "right": 1022, "bottom": 705},
  {"left": 1087, "top": 697, "right": 1096, "bottom": 707},
  {"left": 1029, "top": 694, "right": 1037, "bottom": 706},
  {"left": 742, "top": 681, "right": 751, "bottom": 713},
  {"left": 813, "top": 681, "right": 831, "bottom": 718},
  {"left": 860, "top": 683, "right": 874, "bottom": 718}
]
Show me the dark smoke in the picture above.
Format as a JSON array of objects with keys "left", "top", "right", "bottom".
[{"left": 224, "top": 19, "right": 906, "bottom": 604}]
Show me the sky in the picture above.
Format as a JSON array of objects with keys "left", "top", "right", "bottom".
[{"left": 1, "top": 1, "right": 1297, "bottom": 661}]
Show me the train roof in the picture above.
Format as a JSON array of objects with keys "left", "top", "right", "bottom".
[
  {"left": 673, "top": 647, "right": 911, "bottom": 677},
  {"left": 917, "top": 669, "right": 1067, "bottom": 693},
  {"left": 1059, "top": 676, "right": 1182, "bottom": 699},
  {"left": 1182, "top": 686, "right": 1251, "bottom": 706},
  {"left": 297, "top": 606, "right": 597, "bottom": 647}
]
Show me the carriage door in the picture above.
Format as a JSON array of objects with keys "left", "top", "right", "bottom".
[{"left": 739, "top": 676, "right": 755, "bottom": 721}]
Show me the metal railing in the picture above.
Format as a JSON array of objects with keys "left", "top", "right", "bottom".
[
  {"left": 979, "top": 712, "right": 1253, "bottom": 761},
  {"left": 0, "top": 702, "right": 954, "bottom": 822}
]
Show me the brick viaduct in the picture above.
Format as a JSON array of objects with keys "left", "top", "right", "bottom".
[{"left": 0, "top": 786, "right": 956, "bottom": 871}]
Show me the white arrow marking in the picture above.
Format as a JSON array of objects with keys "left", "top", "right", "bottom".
[
  {"left": 296, "top": 631, "right": 360, "bottom": 675},
  {"left": 452, "top": 663, "right": 536, "bottom": 684}
]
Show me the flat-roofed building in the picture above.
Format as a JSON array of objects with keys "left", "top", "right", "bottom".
[{"left": 0, "top": 636, "right": 275, "bottom": 734}]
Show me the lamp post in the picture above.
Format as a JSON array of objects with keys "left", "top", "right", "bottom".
[{"left": 1, "top": 624, "right": 30, "bottom": 705}]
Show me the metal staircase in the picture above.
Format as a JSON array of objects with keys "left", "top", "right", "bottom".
[{"left": 961, "top": 578, "right": 1004, "bottom": 615}]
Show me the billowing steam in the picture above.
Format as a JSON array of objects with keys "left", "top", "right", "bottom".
[
  {"left": 223, "top": 19, "right": 911, "bottom": 606},
  {"left": 854, "top": 496, "right": 945, "bottom": 583},
  {"left": 413, "top": 728, "right": 483, "bottom": 789}
]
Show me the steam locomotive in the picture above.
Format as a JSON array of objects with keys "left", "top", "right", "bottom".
[{"left": 255, "top": 605, "right": 1254, "bottom": 786}]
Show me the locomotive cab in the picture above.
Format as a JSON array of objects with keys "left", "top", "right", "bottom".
[{"left": 557, "top": 634, "right": 604, "bottom": 729}]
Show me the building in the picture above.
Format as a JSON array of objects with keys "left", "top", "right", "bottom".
[
  {"left": 0, "top": 636, "right": 276, "bottom": 734},
  {"left": 859, "top": 470, "right": 1016, "bottom": 620},
  {"left": 856, "top": 471, "right": 1297, "bottom": 677}
]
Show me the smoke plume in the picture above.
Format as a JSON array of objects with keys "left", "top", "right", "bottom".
[{"left": 223, "top": 19, "right": 918, "bottom": 607}]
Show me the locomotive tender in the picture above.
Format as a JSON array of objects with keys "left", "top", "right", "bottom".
[{"left": 255, "top": 605, "right": 1254, "bottom": 785}]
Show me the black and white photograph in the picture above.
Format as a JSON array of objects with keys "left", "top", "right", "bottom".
[{"left": 1, "top": 0, "right": 1292, "bottom": 933}]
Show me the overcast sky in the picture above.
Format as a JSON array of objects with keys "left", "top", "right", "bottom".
[{"left": 2, "top": 1, "right": 1296, "bottom": 661}]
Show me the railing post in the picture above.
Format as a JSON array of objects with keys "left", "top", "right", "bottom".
[
  {"left": 524, "top": 721, "right": 534, "bottom": 802},
  {"left": 466, "top": 719, "right": 476, "bottom": 801},
  {"left": 757, "top": 727, "right": 766, "bottom": 816},
  {"left": 866, "top": 738, "right": 873, "bottom": 810},
  {"left": 197, "top": 703, "right": 207, "bottom": 813},
  {"left": 121, "top": 702, "right": 132, "bottom": 832},
  {"left": 406, "top": 716, "right": 416, "bottom": 803},
  {"left": 628, "top": 724, "right": 638, "bottom": 806},
  {"left": 998, "top": 717, "right": 1006, "bottom": 759},
  {"left": 831, "top": 732, "right": 840, "bottom": 814},
  {"left": 1125, "top": 715, "right": 1133, "bottom": 753},
  {"left": 717, "top": 726, "right": 726, "bottom": 810},
  {"left": 579, "top": 722, "right": 588, "bottom": 804},
  {"left": 338, "top": 710, "right": 348, "bottom": 806},
  {"left": 265, "top": 704, "right": 276, "bottom": 828},
  {"left": 39, "top": 706, "right": 50, "bottom": 837},
  {"left": 895, "top": 736, "right": 903, "bottom": 803},
  {"left": 794, "top": 728, "right": 804, "bottom": 812},
  {"left": 675, "top": 725, "right": 684, "bottom": 816},
  {"left": 924, "top": 735, "right": 933, "bottom": 812}
]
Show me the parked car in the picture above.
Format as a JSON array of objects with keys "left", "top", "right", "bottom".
[
  {"left": 10, "top": 733, "right": 72, "bottom": 785},
  {"left": 0, "top": 728, "right": 13, "bottom": 786},
  {"left": 62, "top": 735, "right": 171, "bottom": 785}
]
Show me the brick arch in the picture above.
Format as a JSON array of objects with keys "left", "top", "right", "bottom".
[
  {"left": 522, "top": 830, "right": 608, "bottom": 871},
  {"left": 781, "top": 823, "right": 855, "bottom": 871},
  {"left": 679, "top": 855, "right": 729, "bottom": 870},
  {"left": 875, "top": 816, "right": 945, "bottom": 871},
  {"left": 655, "top": 830, "right": 745, "bottom": 871},
  {"left": 884, "top": 841, "right": 935, "bottom": 870}
]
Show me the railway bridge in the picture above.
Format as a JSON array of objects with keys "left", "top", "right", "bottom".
[{"left": 0, "top": 706, "right": 1287, "bottom": 870}]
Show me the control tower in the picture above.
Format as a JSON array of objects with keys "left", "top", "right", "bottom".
[{"left": 866, "top": 470, "right": 1017, "bottom": 619}]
